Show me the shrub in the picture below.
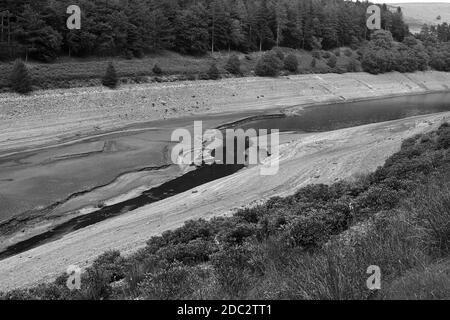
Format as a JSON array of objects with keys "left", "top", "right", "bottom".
[
  {"left": 284, "top": 54, "right": 299, "bottom": 72},
  {"left": 92, "top": 250, "right": 127, "bottom": 283},
  {"left": 327, "top": 55, "right": 337, "bottom": 68},
  {"left": 255, "top": 52, "right": 283, "bottom": 77},
  {"left": 152, "top": 64, "right": 163, "bottom": 75},
  {"left": 322, "top": 51, "right": 331, "bottom": 59},
  {"left": 225, "top": 55, "right": 241, "bottom": 75},
  {"left": 312, "top": 50, "right": 321, "bottom": 59},
  {"left": 271, "top": 47, "right": 285, "bottom": 61},
  {"left": 138, "top": 262, "right": 207, "bottom": 299},
  {"left": 9, "top": 59, "right": 32, "bottom": 94},
  {"left": 347, "top": 59, "right": 360, "bottom": 72},
  {"left": 198, "top": 72, "right": 210, "bottom": 80},
  {"left": 207, "top": 63, "right": 220, "bottom": 80},
  {"left": 210, "top": 246, "right": 254, "bottom": 299},
  {"left": 311, "top": 57, "right": 317, "bottom": 69},
  {"left": 102, "top": 62, "right": 118, "bottom": 88},
  {"left": 344, "top": 48, "right": 353, "bottom": 57}
]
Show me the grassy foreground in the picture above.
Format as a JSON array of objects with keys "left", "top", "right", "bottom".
[{"left": 2, "top": 123, "right": 450, "bottom": 300}]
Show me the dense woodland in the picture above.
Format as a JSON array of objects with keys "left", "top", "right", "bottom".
[{"left": 0, "top": 0, "right": 410, "bottom": 61}]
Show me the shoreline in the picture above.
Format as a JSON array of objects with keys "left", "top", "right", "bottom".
[
  {"left": 1, "top": 82, "right": 449, "bottom": 161},
  {"left": 1, "top": 71, "right": 450, "bottom": 157}
]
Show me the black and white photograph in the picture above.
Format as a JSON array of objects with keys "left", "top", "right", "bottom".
[{"left": 0, "top": 0, "right": 449, "bottom": 306}]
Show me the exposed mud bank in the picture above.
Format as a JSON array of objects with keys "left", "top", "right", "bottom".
[{"left": 1, "top": 71, "right": 450, "bottom": 155}]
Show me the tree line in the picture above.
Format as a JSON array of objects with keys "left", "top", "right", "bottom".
[{"left": 0, "top": 0, "right": 409, "bottom": 62}]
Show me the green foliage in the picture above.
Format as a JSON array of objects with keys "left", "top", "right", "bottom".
[
  {"left": 255, "top": 52, "right": 283, "bottom": 77},
  {"left": 347, "top": 59, "right": 360, "bottom": 72},
  {"left": 2, "top": 0, "right": 412, "bottom": 62},
  {"left": 9, "top": 59, "right": 32, "bottom": 94},
  {"left": 326, "top": 54, "right": 337, "bottom": 68},
  {"left": 383, "top": 262, "right": 450, "bottom": 300},
  {"left": 283, "top": 54, "right": 299, "bottom": 72},
  {"left": 102, "top": 62, "right": 118, "bottom": 88},
  {"left": 322, "top": 51, "right": 331, "bottom": 59},
  {"left": 207, "top": 63, "right": 221, "bottom": 80},
  {"left": 138, "top": 262, "right": 208, "bottom": 299},
  {"left": 428, "top": 42, "right": 450, "bottom": 72},
  {"left": 344, "top": 48, "right": 353, "bottom": 57},
  {"left": 312, "top": 50, "right": 321, "bottom": 59},
  {"left": 225, "top": 54, "right": 241, "bottom": 75},
  {"left": 152, "top": 64, "right": 163, "bottom": 75},
  {"left": 210, "top": 246, "right": 254, "bottom": 299},
  {"left": 361, "top": 31, "right": 431, "bottom": 74},
  {"left": 271, "top": 47, "right": 285, "bottom": 61}
]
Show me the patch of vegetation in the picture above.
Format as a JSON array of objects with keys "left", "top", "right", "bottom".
[
  {"left": 255, "top": 52, "right": 283, "bottom": 77},
  {"left": 152, "top": 64, "right": 163, "bottom": 75},
  {"left": 225, "top": 55, "right": 241, "bottom": 75},
  {"left": 284, "top": 54, "right": 299, "bottom": 73},
  {"left": 102, "top": 62, "right": 118, "bottom": 89},
  {"left": 207, "top": 63, "right": 220, "bottom": 80},
  {"left": 9, "top": 59, "right": 32, "bottom": 94},
  {"left": 361, "top": 31, "right": 430, "bottom": 74}
]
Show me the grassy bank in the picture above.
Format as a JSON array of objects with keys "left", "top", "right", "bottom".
[
  {"left": 2, "top": 122, "right": 449, "bottom": 300},
  {"left": 0, "top": 48, "right": 359, "bottom": 92}
]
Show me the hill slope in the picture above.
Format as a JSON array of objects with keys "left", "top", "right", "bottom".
[{"left": 390, "top": 2, "right": 450, "bottom": 33}]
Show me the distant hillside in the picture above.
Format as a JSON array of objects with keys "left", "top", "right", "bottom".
[{"left": 389, "top": 2, "right": 450, "bottom": 33}]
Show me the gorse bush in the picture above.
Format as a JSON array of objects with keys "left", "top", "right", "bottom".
[
  {"left": 9, "top": 59, "right": 32, "bottom": 94},
  {"left": 102, "top": 62, "right": 118, "bottom": 88}
]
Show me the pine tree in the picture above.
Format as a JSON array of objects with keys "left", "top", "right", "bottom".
[
  {"left": 274, "top": 1, "right": 288, "bottom": 47},
  {"left": 102, "top": 62, "right": 118, "bottom": 89},
  {"left": 14, "top": 5, "right": 62, "bottom": 62},
  {"left": 9, "top": 59, "right": 32, "bottom": 94},
  {"left": 254, "top": 0, "right": 273, "bottom": 51}
]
